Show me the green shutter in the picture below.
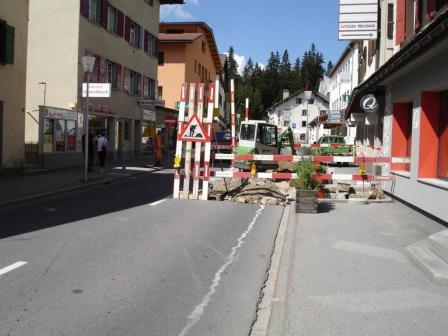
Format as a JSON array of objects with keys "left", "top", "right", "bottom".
[{"left": 6, "top": 25, "right": 14, "bottom": 64}]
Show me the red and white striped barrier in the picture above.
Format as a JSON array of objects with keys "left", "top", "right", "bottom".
[
  {"left": 214, "top": 153, "right": 410, "bottom": 164},
  {"left": 230, "top": 79, "right": 236, "bottom": 149},
  {"left": 192, "top": 84, "right": 205, "bottom": 199},
  {"left": 211, "top": 171, "right": 394, "bottom": 182},
  {"left": 173, "top": 83, "right": 188, "bottom": 199},
  {"left": 201, "top": 83, "right": 215, "bottom": 201},
  {"left": 294, "top": 143, "right": 352, "bottom": 148}
]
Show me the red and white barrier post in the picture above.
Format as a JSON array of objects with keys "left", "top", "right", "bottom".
[
  {"left": 202, "top": 83, "right": 215, "bottom": 201},
  {"left": 192, "top": 84, "right": 205, "bottom": 200},
  {"left": 230, "top": 79, "right": 236, "bottom": 150},
  {"left": 182, "top": 83, "right": 196, "bottom": 199},
  {"left": 173, "top": 83, "right": 188, "bottom": 199},
  {"left": 245, "top": 98, "right": 249, "bottom": 122}
]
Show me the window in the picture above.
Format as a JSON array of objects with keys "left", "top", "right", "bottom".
[
  {"left": 158, "top": 51, "right": 164, "bottom": 65},
  {"left": 302, "top": 121, "right": 307, "bottom": 127},
  {"left": 144, "top": 77, "right": 156, "bottom": 99},
  {"left": 55, "top": 119, "right": 66, "bottom": 152},
  {"left": 107, "top": 6, "right": 118, "bottom": 33},
  {"left": 107, "top": 61, "right": 118, "bottom": 88},
  {"left": 129, "top": 70, "right": 141, "bottom": 95},
  {"left": 300, "top": 133, "right": 306, "bottom": 141},
  {"left": 202, "top": 41, "right": 206, "bottom": 53},
  {"left": 129, "top": 21, "right": 141, "bottom": 47},
  {"left": 309, "top": 98, "right": 315, "bottom": 104},
  {"left": 89, "top": 0, "right": 100, "bottom": 23},
  {"left": 43, "top": 119, "right": 54, "bottom": 153},
  {"left": 66, "top": 120, "right": 76, "bottom": 151},
  {"left": 147, "top": 34, "right": 157, "bottom": 57},
  {"left": 295, "top": 98, "right": 302, "bottom": 104},
  {"left": 302, "top": 110, "right": 307, "bottom": 116},
  {"left": 387, "top": 3, "right": 394, "bottom": 39},
  {"left": 158, "top": 86, "right": 163, "bottom": 100},
  {"left": 0, "top": 21, "right": 14, "bottom": 64},
  {"left": 240, "top": 124, "right": 256, "bottom": 141},
  {"left": 284, "top": 120, "right": 290, "bottom": 127}
]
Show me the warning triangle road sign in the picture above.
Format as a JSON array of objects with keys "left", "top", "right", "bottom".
[{"left": 179, "top": 114, "right": 211, "bottom": 142}]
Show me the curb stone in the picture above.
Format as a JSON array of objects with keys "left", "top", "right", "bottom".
[
  {"left": 0, "top": 170, "right": 145, "bottom": 208},
  {"left": 250, "top": 203, "right": 295, "bottom": 335}
]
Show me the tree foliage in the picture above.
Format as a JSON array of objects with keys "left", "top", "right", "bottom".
[{"left": 225, "top": 44, "right": 327, "bottom": 122}]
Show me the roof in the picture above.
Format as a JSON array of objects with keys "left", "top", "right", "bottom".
[
  {"left": 159, "top": 22, "right": 222, "bottom": 74},
  {"left": 219, "top": 54, "right": 227, "bottom": 67},
  {"left": 160, "top": 1, "right": 184, "bottom": 4},
  {"left": 328, "top": 42, "right": 354, "bottom": 78},
  {"left": 269, "top": 89, "right": 329, "bottom": 110},
  {"left": 345, "top": 8, "right": 448, "bottom": 119},
  {"left": 158, "top": 32, "right": 203, "bottom": 42}
]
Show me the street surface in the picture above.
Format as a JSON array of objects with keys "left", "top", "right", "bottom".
[{"left": 0, "top": 172, "right": 283, "bottom": 336}]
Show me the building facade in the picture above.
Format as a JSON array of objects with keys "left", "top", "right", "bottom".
[
  {"left": 346, "top": 0, "right": 448, "bottom": 222},
  {"left": 267, "top": 90, "right": 329, "bottom": 144},
  {"left": 25, "top": 0, "right": 182, "bottom": 170},
  {"left": 157, "top": 22, "right": 222, "bottom": 111},
  {"left": 0, "top": 0, "right": 28, "bottom": 169}
]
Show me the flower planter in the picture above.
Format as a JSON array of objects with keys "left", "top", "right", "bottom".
[{"left": 296, "top": 189, "right": 318, "bottom": 214}]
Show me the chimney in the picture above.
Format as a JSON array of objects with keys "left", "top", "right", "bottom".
[{"left": 283, "top": 89, "right": 290, "bottom": 100}]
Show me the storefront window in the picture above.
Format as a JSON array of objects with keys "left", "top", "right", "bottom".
[
  {"left": 55, "top": 119, "right": 66, "bottom": 151},
  {"left": 43, "top": 119, "right": 54, "bottom": 153},
  {"left": 67, "top": 120, "right": 76, "bottom": 151}
]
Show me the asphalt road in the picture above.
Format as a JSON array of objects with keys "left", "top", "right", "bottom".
[{"left": 0, "top": 172, "right": 283, "bottom": 336}]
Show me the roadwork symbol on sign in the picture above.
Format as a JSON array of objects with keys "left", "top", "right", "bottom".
[{"left": 179, "top": 114, "right": 210, "bottom": 142}]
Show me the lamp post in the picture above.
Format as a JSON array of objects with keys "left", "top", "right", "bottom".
[
  {"left": 81, "top": 56, "right": 95, "bottom": 183},
  {"left": 38, "top": 82, "right": 47, "bottom": 107}
]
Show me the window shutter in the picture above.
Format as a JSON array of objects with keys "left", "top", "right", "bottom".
[
  {"left": 125, "top": 16, "right": 131, "bottom": 42},
  {"left": 0, "top": 20, "right": 6, "bottom": 64},
  {"left": 117, "top": 11, "right": 124, "bottom": 37},
  {"left": 100, "top": 0, "right": 108, "bottom": 28},
  {"left": 139, "top": 26, "right": 144, "bottom": 49},
  {"left": 80, "top": 0, "right": 89, "bottom": 17},
  {"left": 116, "top": 64, "right": 122, "bottom": 90},
  {"left": 143, "top": 76, "right": 149, "bottom": 98},
  {"left": 426, "top": 0, "right": 437, "bottom": 19},
  {"left": 396, "top": 0, "right": 406, "bottom": 45},
  {"left": 99, "top": 57, "right": 107, "bottom": 82},
  {"left": 6, "top": 25, "right": 14, "bottom": 64},
  {"left": 144, "top": 30, "right": 149, "bottom": 53},
  {"left": 124, "top": 68, "right": 130, "bottom": 92}
]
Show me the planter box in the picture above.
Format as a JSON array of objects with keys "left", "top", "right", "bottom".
[{"left": 296, "top": 189, "right": 318, "bottom": 214}]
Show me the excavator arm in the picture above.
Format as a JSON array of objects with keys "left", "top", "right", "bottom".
[{"left": 277, "top": 127, "right": 297, "bottom": 155}]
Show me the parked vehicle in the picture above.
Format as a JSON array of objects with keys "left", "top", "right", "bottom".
[{"left": 313, "top": 135, "right": 352, "bottom": 156}]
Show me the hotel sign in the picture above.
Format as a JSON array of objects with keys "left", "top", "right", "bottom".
[{"left": 339, "top": 0, "right": 378, "bottom": 40}]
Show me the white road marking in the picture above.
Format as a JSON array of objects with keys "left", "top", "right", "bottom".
[
  {"left": 177, "top": 205, "right": 265, "bottom": 336},
  {"left": 150, "top": 196, "right": 172, "bottom": 206},
  {"left": 0, "top": 261, "right": 28, "bottom": 277}
]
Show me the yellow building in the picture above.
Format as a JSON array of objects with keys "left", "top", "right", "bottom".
[
  {"left": 0, "top": 0, "right": 28, "bottom": 169},
  {"left": 158, "top": 22, "right": 222, "bottom": 110},
  {"left": 25, "top": 0, "right": 182, "bottom": 169}
]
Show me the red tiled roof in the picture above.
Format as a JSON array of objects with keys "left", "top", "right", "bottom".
[{"left": 158, "top": 33, "right": 203, "bottom": 42}]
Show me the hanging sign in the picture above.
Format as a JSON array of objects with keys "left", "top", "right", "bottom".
[
  {"left": 178, "top": 114, "right": 211, "bottom": 142},
  {"left": 360, "top": 94, "right": 379, "bottom": 113},
  {"left": 339, "top": 0, "right": 378, "bottom": 40}
]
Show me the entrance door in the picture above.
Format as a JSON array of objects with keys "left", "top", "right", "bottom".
[{"left": 0, "top": 101, "right": 3, "bottom": 167}]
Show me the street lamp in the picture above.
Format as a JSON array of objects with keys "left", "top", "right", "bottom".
[
  {"left": 38, "top": 82, "right": 47, "bottom": 107},
  {"left": 81, "top": 56, "right": 95, "bottom": 183}
]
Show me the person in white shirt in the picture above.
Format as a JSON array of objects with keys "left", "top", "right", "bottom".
[{"left": 96, "top": 131, "right": 108, "bottom": 173}]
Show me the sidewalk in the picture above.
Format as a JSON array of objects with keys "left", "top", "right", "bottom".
[
  {"left": 272, "top": 201, "right": 448, "bottom": 335},
  {"left": 0, "top": 156, "right": 165, "bottom": 206}
]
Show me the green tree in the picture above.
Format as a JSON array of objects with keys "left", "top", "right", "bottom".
[
  {"left": 300, "top": 43, "right": 325, "bottom": 92},
  {"left": 242, "top": 57, "right": 254, "bottom": 84},
  {"left": 325, "top": 60, "right": 334, "bottom": 76},
  {"left": 227, "top": 46, "right": 240, "bottom": 83}
]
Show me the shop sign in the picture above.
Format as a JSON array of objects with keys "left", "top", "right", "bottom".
[
  {"left": 43, "top": 107, "right": 77, "bottom": 121},
  {"left": 89, "top": 103, "right": 116, "bottom": 115},
  {"left": 360, "top": 94, "right": 379, "bottom": 113},
  {"left": 143, "top": 109, "right": 156, "bottom": 122},
  {"left": 175, "top": 101, "right": 190, "bottom": 109},
  {"left": 82, "top": 83, "right": 111, "bottom": 98},
  {"left": 139, "top": 99, "right": 165, "bottom": 107},
  {"left": 339, "top": 0, "right": 378, "bottom": 40}
]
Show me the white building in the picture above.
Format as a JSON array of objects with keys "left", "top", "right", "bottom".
[{"left": 267, "top": 90, "right": 329, "bottom": 144}]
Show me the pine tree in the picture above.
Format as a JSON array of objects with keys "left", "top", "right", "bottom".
[
  {"left": 242, "top": 58, "right": 254, "bottom": 85},
  {"left": 325, "top": 60, "right": 334, "bottom": 76},
  {"left": 227, "top": 46, "right": 240, "bottom": 83}
]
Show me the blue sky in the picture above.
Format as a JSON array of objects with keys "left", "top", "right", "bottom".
[{"left": 160, "top": 0, "right": 349, "bottom": 73}]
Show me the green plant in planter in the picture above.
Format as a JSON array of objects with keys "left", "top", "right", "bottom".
[{"left": 291, "top": 158, "right": 320, "bottom": 190}]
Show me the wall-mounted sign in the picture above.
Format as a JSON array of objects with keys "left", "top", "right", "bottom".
[
  {"left": 360, "top": 94, "right": 379, "bottom": 113},
  {"left": 143, "top": 110, "right": 156, "bottom": 122},
  {"left": 339, "top": 0, "right": 378, "bottom": 40},
  {"left": 82, "top": 83, "right": 111, "bottom": 98},
  {"left": 139, "top": 99, "right": 165, "bottom": 107},
  {"left": 292, "top": 123, "right": 297, "bottom": 129},
  {"left": 43, "top": 107, "right": 77, "bottom": 121}
]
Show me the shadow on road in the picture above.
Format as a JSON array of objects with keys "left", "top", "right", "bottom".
[{"left": 0, "top": 172, "right": 174, "bottom": 239}]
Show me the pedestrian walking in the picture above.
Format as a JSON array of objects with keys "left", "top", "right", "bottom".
[
  {"left": 82, "top": 132, "right": 95, "bottom": 172},
  {"left": 155, "top": 131, "right": 163, "bottom": 167},
  {"left": 96, "top": 130, "right": 108, "bottom": 174}
]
